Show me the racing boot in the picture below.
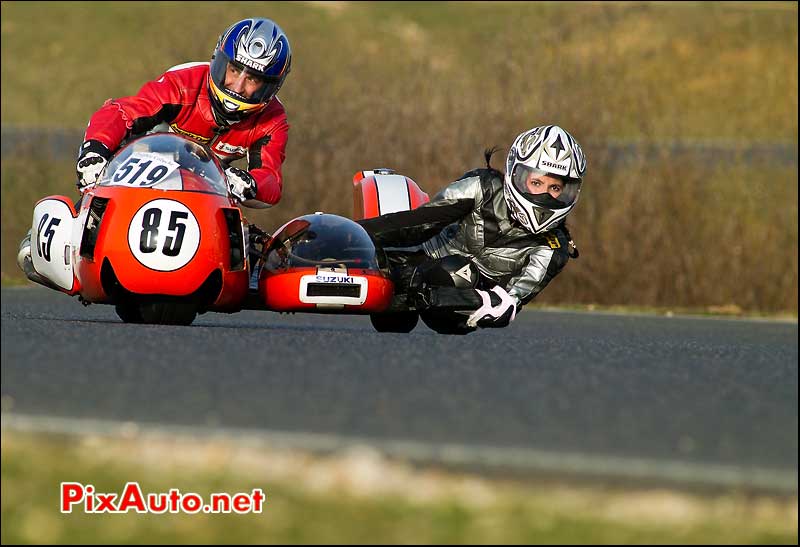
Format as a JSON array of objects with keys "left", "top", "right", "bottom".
[{"left": 16, "top": 229, "right": 54, "bottom": 288}]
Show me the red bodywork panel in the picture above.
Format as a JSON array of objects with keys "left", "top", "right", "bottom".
[
  {"left": 75, "top": 186, "right": 248, "bottom": 311},
  {"left": 261, "top": 267, "right": 394, "bottom": 313}
]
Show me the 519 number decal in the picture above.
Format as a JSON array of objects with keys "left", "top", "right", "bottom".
[{"left": 110, "top": 152, "right": 179, "bottom": 187}]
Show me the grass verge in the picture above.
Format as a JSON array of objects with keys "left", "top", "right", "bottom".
[{"left": 1, "top": 428, "right": 797, "bottom": 544}]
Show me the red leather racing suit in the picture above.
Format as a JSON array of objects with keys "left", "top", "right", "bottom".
[{"left": 83, "top": 62, "right": 289, "bottom": 205}]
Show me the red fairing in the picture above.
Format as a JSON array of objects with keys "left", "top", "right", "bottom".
[
  {"left": 74, "top": 185, "right": 249, "bottom": 310},
  {"left": 83, "top": 62, "right": 289, "bottom": 205},
  {"left": 261, "top": 268, "right": 394, "bottom": 313}
]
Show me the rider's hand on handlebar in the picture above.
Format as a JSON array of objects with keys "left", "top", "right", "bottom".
[
  {"left": 76, "top": 140, "right": 112, "bottom": 191},
  {"left": 225, "top": 167, "right": 258, "bottom": 203}
]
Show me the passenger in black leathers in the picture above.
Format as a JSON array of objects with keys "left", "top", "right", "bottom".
[{"left": 358, "top": 124, "right": 586, "bottom": 332}]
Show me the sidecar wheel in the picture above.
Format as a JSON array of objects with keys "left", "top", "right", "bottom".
[{"left": 370, "top": 312, "right": 419, "bottom": 333}]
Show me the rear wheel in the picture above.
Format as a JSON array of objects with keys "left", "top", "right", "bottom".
[
  {"left": 420, "top": 312, "right": 476, "bottom": 335},
  {"left": 370, "top": 312, "right": 419, "bottom": 333}
]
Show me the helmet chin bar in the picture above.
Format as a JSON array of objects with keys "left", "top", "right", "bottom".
[
  {"left": 506, "top": 190, "right": 570, "bottom": 234},
  {"left": 532, "top": 207, "right": 556, "bottom": 227},
  {"left": 222, "top": 89, "right": 248, "bottom": 109},
  {"left": 208, "top": 89, "right": 265, "bottom": 126}
]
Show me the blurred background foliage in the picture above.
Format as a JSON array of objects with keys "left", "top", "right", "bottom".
[{"left": 2, "top": 1, "right": 797, "bottom": 312}]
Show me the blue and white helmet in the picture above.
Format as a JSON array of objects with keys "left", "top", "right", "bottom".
[
  {"left": 208, "top": 18, "right": 292, "bottom": 124},
  {"left": 504, "top": 125, "right": 586, "bottom": 234}
]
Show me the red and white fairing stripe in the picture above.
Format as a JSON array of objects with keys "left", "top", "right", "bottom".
[{"left": 352, "top": 170, "right": 430, "bottom": 220}]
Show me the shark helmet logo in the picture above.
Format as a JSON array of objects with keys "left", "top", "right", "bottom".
[
  {"left": 546, "top": 134, "right": 567, "bottom": 162},
  {"left": 234, "top": 23, "right": 282, "bottom": 72}
]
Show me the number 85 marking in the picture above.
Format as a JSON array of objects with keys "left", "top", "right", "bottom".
[{"left": 139, "top": 208, "right": 188, "bottom": 257}]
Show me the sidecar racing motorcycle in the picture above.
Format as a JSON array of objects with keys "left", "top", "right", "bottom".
[
  {"left": 22, "top": 133, "right": 250, "bottom": 325},
  {"left": 20, "top": 133, "right": 481, "bottom": 333}
]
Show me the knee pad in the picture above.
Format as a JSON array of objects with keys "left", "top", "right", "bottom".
[{"left": 409, "top": 255, "right": 478, "bottom": 292}]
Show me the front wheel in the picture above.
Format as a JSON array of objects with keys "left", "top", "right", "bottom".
[
  {"left": 115, "top": 300, "right": 197, "bottom": 326},
  {"left": 370, "top": 312, "right": 419, "bottom": 333},
  {"left": 139, "top": 301, "right": 198, "bottom": 325},
  {"left": 115, "top": 303, "right": 144, "bottom": 324}
]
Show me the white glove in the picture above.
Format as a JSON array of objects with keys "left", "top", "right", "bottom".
[
  {"left": 466, "top": 285, "right": 517, "bottom": 328},
  {"left": 76, "top": 140, "right": 111, "bottom": 190},
  {"left": 225, "top": 167, "right": 258, "bottom": 203}
]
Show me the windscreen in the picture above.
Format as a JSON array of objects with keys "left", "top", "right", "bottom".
[
  {"left": 99, "top": 134, "right": 228, "bottom": 196},
  {"left": 264, "top": 213, "right": 386, "bottom": 271}
]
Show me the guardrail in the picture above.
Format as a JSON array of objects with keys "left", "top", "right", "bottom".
[{"left": 2, "top": 126, "right": 797, "bottom": 166}]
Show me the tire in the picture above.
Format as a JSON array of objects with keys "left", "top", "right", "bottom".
[
  {"left": 138, "top": 301, "right": 198, "bottom": 326},
  {"left": 370, "top": 312, "right": 419, "bottom": 333},
  {"left": 115, "top": 303, "right": 144, "bottom": 324},
  {"left": 420, "top": 312, "right": 476, "bottom": 335},
  {"left": 116, "top": 300, "right": 197, "bottom": 326}
]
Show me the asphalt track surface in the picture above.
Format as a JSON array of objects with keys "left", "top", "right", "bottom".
[{"left": 2, "top": 287, "right": 797, "bottom": 491}]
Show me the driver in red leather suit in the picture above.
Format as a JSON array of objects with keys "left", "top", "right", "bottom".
[
  {"left": 17, "top": 18, "right": 292, "bottom": 287},
  {"left": 75, "top": 17, "right": 292, "bottom": 209}
]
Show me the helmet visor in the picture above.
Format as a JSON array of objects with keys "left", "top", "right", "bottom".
[
  {"left": 511, "top": 164, "right": 580, "bottom": 208},
  {"left": 210, "top": 52, "right": 281, "bottom": 105}
]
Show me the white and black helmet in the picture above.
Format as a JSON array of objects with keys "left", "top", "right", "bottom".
[{"left": 504, "top": 125, "right": 586, "bottom": 234}]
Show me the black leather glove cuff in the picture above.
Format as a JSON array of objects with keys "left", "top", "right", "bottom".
[{"left": 78, "top": 139, "right": 113, "bottom": 161}]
